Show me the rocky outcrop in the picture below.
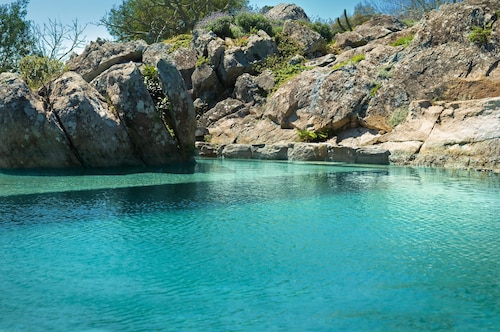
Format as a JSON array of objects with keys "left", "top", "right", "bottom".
[
  {"left": 264, "top": 3, "right": 310, "bottom": 22},
  {"left": 92, "top": 63, "right": 181, "bottom": 166},
  {"left": 0, "top": 40, "right": 196, "bottom": 170},
  {"left": 335, "top": 16, "right": 407, "bottom": 49},
  {"left": 199, "top": 0, "right": 500, "bottom": 171},
  {"left": 67, "top": 39, "right": 147, "bottom": 82},
  {"left": 2, "top": 1, "right": 498, "bottom": 171},
  {"left": 374, "top": 98, "right": 500, "bottom": 170},
  {"left": 0, "top": 73, "right": 80, "bottom": 169},
  {"left": 218, "top": 30, "right": 278, "bottom": 86},
  {"left": 283, "top": 20, "right": 326, "bottom": 57}
]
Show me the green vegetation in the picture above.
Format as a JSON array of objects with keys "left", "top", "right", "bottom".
[
  {"left": 296, "top": 128, "right": 327, "bottom": 143},
  {"left": 205, "top": 14, "right": 234, "bottom": 39},
  {"left": 332, "top": 54, "right": 366, "bottom": 71},
  {"left": 389, "top": 107, "right": 409, "bottom": 128},
  {"left": 390, "top": 35, "right": 414, "bottom": 47},
  {"left": 230, "top": 36, "right": 250, "bottom": 47},
  {"left": 468, "top": 25, "right": 492, "bottom": 46},
  {"left": 0, "top": 0, "right": 36, "bottom": 72},
  {"left": 336, "top": 9, "right": 353, "bottom": 32},
  {"left": 101, "top": 0, "right": 247, "bottom": 43},
  {"left": 164, "top": 34, "right": 192, "bottom": 53},
  {"left": 370, "top": 82, "right": 382, "bottom": 97},
  {"left": 254, "top": 33, "right": 311, "bottom": 93},
  {"left": 142, "top": 65, "right": 174, "bottom": 136},
  {"left": 196, "top": 56, "right": 210, "bottom": 68},
  {"left": 308, "top": 21, "right": 334, "bottom": 42},
  {"left": 274, "top": 61, "right": 309, "bottom": 89},
  {"left": 296, "top": 127, "right": 336, "bottom": 142},
  {"left": 378, "top": 65, "right": 393, "bottom": 79},
  {"left": 235, "top": 12, "right": 273, "bottom": 36},
  {"left": 18, "top": 55, "right": 66, "bottom": 89}
]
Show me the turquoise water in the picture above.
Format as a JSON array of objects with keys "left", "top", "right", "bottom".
[{"left": 0, "top": 159, "right": 499, "bottom": 331}]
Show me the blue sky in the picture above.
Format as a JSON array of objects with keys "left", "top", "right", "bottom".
[{"left": 1, "top": 0, "right": 359, "bottom": 47}]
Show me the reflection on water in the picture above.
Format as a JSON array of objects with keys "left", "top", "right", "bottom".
[{"left": 0, "top": 159, "right": 499, "bottom": 331}]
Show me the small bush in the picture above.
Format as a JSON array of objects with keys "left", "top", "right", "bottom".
[
  {"left": 18, "top": 56, "right": 66, "bottom": 90},
  {"left": 163, "top": 33, "right": 192, "bottom": 53},
  {"left": 196, "top": 56, "right": 210, "bottom": 67},
  {"left": 390, "top": 35, "right": 414, "bottom": 47},
  {"left": 205, "top": 15, "right": 234, "bottom": 38},
  {"left": 469, "top": 26, "right": 492, "bottom": 46},
  {"left": 235, "top": 12, "right": 273, "bottom": 36},
  {"left": 310, "top": 21, "right": 334, "bottom": 42},
  {"left": 370, "top": 82, "right": 382, "bottom": 97},
  {"left": 389, "top": 107, "right": 409, "bottom": 128},
  {"left": 296, "top": 127, "right": 334, "bottom": 142},
  {"left": 141, "top": 65, "right": 172, "bottom": 126}
]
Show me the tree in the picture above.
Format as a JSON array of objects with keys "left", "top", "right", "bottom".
[
  {"left": 32, "top": 18, "right": 88, "bottom": 61},
  {"left": 0, "top": 0, "right": 36, "bottom": 72},
  {"left": 101, "top": 0, "right": 249, "bottom": 43},
  {"left": 364, "top": 0, "right": 461, "bottom": 19}
]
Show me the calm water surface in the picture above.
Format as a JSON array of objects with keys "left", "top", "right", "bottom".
[{"left": 0, "top": 159, "right": 499, "bottom": 331}]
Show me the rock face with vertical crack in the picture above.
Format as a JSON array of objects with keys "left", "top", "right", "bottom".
[
  {"left": 0, "top": 73, "right": 80, "bottom": 169},
  {"left": 0, "top": 40, "right": 196, "bottom": 170}
]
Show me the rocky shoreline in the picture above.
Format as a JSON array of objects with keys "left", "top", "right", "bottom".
[{"left": 0, "top": 0, "right": 498, "bottom": 172}]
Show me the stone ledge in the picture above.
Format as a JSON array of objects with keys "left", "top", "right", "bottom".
[{"left": 195, "top": 142, "right": 390, "bottom": 165}]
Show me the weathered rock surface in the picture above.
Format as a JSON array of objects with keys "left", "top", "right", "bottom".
[
  {"left": 157, "top": 59, "right": 196, "bottom": 151},
  {"left": 200, "top": 0, "right": 500, "bottom": 171},
  {"left": 67, "top": 39, "right": 147, "bottom": 82},
  {"left": 335, "top": 16, "right": 407, "bottom": 49},
  {"left": 92, "top": 63, "right": 182, "bottom": 166},
  {"left": 49, "top": 72, "right": 142, "bottom": 168},
  {"left": 1, "top": 40, "right": 196, "bottom": 170},
  {"left": 197, "top": 142, "right": 390, "bottom": 165},
  {"left": 0, "top": 73, "right": 80, "bottom": 169},
  {"left": 217, "top": 31, "right": 278, "bottom": 86},
  {"left": 264, "top": 3, "right": 310, "bottom": 22},
  {"left": 283, "top": 20, "right": 326, "bottom": 57},
  {"left": 2, "top": 1, "right": 499, "bottom": 171}
]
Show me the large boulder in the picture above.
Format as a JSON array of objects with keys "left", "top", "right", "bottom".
[
  {"left": 191, "top": 63, "right": 224, "bottom": 103},
  {"left": 218, "top": 30, "right": 278, "bottom": 86},
  {"left": 49, "top": 72, "right": 142, "bottom": 168},
  {"left": 92, "top": 63, "right": 183, "bottom": 166},
  {"left": 157, "top": 59, "right": 196, "bottom": 151},
  {"left": 335, "top": 16, "right": 407, "bottom": 50},
  {"left": 264, "top": 3, "right": 309, "bottom": 22},
  {"left": 414, "top": 98, "right": 500, "bottom": 170},
  {"left": 144, "top": 43, "right": 198, "bottom": 90},
  {"left": 67, "top": 39, "right": 147, "bottom": 82},
  {"left": 264, "top": 64, "right": 373, "bottom": 131},
  {"left": 0, "top": 73, "right": 80, "bottom": 169},
  {"left": 282, "top": 20, "right": 326, "bottom": 57}
]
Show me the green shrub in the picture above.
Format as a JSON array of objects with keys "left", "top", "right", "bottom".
[
  {"left": 390, "top": 35, "right": 414, "bottom": 48},
  {"left": 206, "top": 15, "right": 234, "bottom": 38},
  {"left": 469, "top": 25, "right": 492, "bottom": 46},
  {"left": 370, "top": 82, "right": 382, "bottom": 97},
  {"left": 18, "top": 56, "right": 66, "bottom": 90},
  {"left": 296, "top": 127, "right": 335, "bottom": 142},
  {"left": 163, "top": 33, "right": 192, "bottom": 53},
  {"left": 310, "top": 21, "right": 334, "bottom": 42},
  {"left": 141, "top": 65, "right": 173, "bottom": 132},
  {"left": 235, "top": 12, "right": 273, "bottom": 36},
  {"left": 389, "top": 107, "right": 409, "bottom": 128},
  {"left": 196, "top": 56, "right": 210, "bottom": 67}
]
